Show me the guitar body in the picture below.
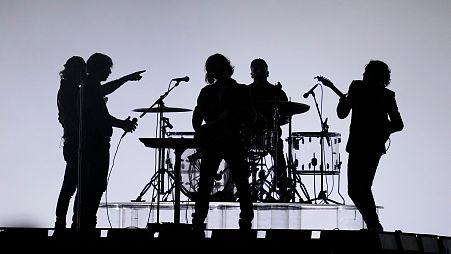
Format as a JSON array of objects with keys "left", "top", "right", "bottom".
[{"left": 197, "top": 110, "right": 241, "bottom": 148}]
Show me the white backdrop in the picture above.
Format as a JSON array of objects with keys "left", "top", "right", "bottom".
[{"left": 0, "top": 0, "right": 450, "bottom": 236}]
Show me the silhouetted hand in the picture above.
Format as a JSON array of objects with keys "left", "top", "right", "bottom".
[
  {"left": 315, "top": 75, "right": 333, "bottom": 88},
  {"left": 122, "top": 116, "right": 138, "bottom": 133},
  {"left": 124, "top": 70, "right": 146, "bottom": 81}
]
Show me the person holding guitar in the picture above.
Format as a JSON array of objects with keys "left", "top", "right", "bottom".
[
  {"left": 192, "top": 53, "right": 256, "bottom": 233},
  {"left": 317, "top": 60, "right": 404, "bottom": 231}
]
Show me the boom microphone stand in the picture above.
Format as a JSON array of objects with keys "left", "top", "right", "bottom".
[
  {"left": 132, "top": 79, "right": 184, "bottom": 224},
  {"left": 305, "top": 88, "right": 340, "bottom": 204}
]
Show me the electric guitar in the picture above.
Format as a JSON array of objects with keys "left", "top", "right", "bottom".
[
  {"left": 316, "top": 76, "right": 394, "bottom": 151},
  {"left": 197, "top": 110, "right": 240, "bottom": 147},
  {"left": 315, "top": 76, "right": 345, "bottom": 98}
]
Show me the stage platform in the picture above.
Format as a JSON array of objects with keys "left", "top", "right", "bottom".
[
  {"left": 0, "top": 226, "right": 449, "bottom": 253},
  {"left": 1, "top": 202, "right": 449, "bottom": 252},
  {"left": 97, "top": 201, "right": 376, "bottom": 231}
]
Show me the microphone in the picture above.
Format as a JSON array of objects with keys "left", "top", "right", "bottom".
[
  {"left": 121, "top": 117, "right": 138, "bottom": 138},
  {"left": 303, "top": 83, "right": 319, "bottom": 98},
  {"left": 171, "top": 76, "right": 190, "bottom": 82}
]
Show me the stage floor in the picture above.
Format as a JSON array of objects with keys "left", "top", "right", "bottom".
[{"left": 98, "top": 202, "right": 382, "bottom": 232}]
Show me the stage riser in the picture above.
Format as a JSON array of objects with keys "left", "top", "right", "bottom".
[
  {"left": 0, "top": 228, "right": 449, "bottom": 253},
  {"left": 98, "top": 202, "right": 383, "bottom": 230}
]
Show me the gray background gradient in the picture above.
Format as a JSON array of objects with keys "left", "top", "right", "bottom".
[{"left": 0, "top": 0, "right": 450, "bottom": 236}]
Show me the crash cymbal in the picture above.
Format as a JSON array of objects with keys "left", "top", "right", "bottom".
[
  {"left": 255, "top": 100, "right": 310, "bottom": 116},
  {"left": 133, "top": 106, "right": 192, "bottom": 113}
]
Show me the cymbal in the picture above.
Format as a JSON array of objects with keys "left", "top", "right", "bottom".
[
  {"left": 133, "top": 106, "right": 192, "bottom": 113},
  {"left": 255, "top": 100, "right": 310, "bottom": 116}
]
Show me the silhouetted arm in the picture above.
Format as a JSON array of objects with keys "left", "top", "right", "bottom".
[
  {"left": 337, "top": 81, "right": 357, "bottom": 119},
  {"left": 101, "top": 70, "right": 145, "bottom": 96},
  {"left": 387, "top": 93, "right": 404, "bottom": 134},
  {"left": 57, "top": 84, "right": 77, "bottom": 130},
  {"left": 337, "top": 96, "right": 350, "bottom": 119},
  {"left": 192, "top": 108, "right": 203, "bottom": 133},
  {"left": 192, "top": 90, "right": 206, "bottom": 133},
  {"left": 111, "top": 116, "right": 137, "bottom": 132}
]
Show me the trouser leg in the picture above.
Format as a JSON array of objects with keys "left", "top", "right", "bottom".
[
  {"left": 192, "top": 152, "right": 221, "bottom": 227},
  {"left": 348, "top": 152, "right": 382, "bottom": 228}
]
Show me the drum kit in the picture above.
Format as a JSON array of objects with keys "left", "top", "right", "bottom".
[{"left": 134, "top": 99, "right": 343, "bottom": 205}]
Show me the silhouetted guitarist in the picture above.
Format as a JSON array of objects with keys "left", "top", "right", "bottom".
[
  {"left": 316, "top": 60, "right": 404, "bottom": 231},
  {"left": 191, "top": 54, "right": 256, "bottom": 234}
]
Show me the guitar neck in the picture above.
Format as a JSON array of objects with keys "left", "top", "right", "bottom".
[{"left": 328, "top": 84, "right": 345, "bottom": 98}]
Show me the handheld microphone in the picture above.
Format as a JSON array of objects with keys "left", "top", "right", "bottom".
[
  {"left": 121, "top": 117, "right": 138, "bottom": 138},
  {"left": 171, "top": 76, "right": 190, "bottom": 82},
  {"left": 303, "top": 83, "right": 320, "bottom": 98}
]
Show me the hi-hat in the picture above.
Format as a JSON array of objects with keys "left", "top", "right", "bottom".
[
  {"left": 256, "top": 100, "right": 310, "bottom": 116},
  {"left": 133, "top": 106, "right": 192, "bottom": 113}
]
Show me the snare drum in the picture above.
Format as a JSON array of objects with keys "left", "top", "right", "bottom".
[
  {"left": 290, "top": 132, "right": 342, "bottom": 175},
  {"left": 242, "top": 129, "right": 277, "bottom": 153}
]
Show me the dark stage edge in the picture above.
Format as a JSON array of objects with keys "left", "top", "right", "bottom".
[{"left": 0, "top": 227, "right": 450, "bottom": 253}]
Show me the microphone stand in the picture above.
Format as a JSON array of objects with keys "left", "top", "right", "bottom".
[
  {"left": 133, "top": 80, "right": 183, "bottom": 225},
  {"left": 75, "top": 77, "right": 84, "bottom": 229},
  {"left": 306, "top": 90, "right": 340, "bottom": 204}
]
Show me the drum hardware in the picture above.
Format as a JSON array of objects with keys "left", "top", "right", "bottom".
[
  {"left": 132, "top": 106, "right": 192, "bottom": 113},
  {"left": 250, "top": 104, "right": 286, "bottom": 201},
  {"left": 286, "top": 113, "right": 311, "bottom": 203},
  {"left": 249, "top": 100, "right": 311, "bottom": 202},
  {"left": 259, "top": 100, "right": 312, "bottom": 202},
  {"left": 133, "top": 78, "right": 192, "bottom": 225},
  {"left": 247, "top": 150, "right": 277, "bottom": 202}
]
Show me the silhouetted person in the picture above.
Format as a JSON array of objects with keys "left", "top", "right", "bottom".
[
  {"left": 192, "top": 53, "right": 256, "bottom": 233},
  {"left": 74, "top": 53, "right": 143, "bottom": 229},
  {"left": 55, "top": 56, "right": 86, "bottom": 231},
  {"left": 247, "top": 58, "right": 290, "bottom": 202},
  {"left": 318, "top": 60, "right": 404, "bottom": 231}
]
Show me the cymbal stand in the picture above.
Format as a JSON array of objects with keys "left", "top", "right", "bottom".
[
  {"left": 270, "top": 106, "right": 280, "bottom": 199},
  {"left": 248, "top": 150, "right": 274, "bottom": 202},
  {"left": 133, "top": 80, "right": 183, "bottom": 224},
  {"left": 306, "top": 90, "right": 340, "bottom": 204},
  {"left": 287, "top": 113, "right": 310, "bottom": 202}
]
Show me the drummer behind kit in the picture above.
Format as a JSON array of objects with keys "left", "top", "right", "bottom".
[{"left": 243, "top": 99, "right": 310, "bottom": 202}]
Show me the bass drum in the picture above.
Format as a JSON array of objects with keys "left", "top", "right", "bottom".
[
  {"left": 165, "top": 132, "right": 235, "bottom": 201},
  {"left": 178, "top": 149, "right": 236, "bottom": 201}
]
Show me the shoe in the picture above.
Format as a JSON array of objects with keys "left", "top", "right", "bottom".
[
  {"left": 367, "top": 222, "right": 384, "bottom": 232},
  {"left": 277, "top": 189, "right": 291, "bottom": 202},
  {"left": 191, "top": 223, "right": 206, "bottom": 239},
  {"left": 239, "top": 219, "right": 252, "bottom": 230}
]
